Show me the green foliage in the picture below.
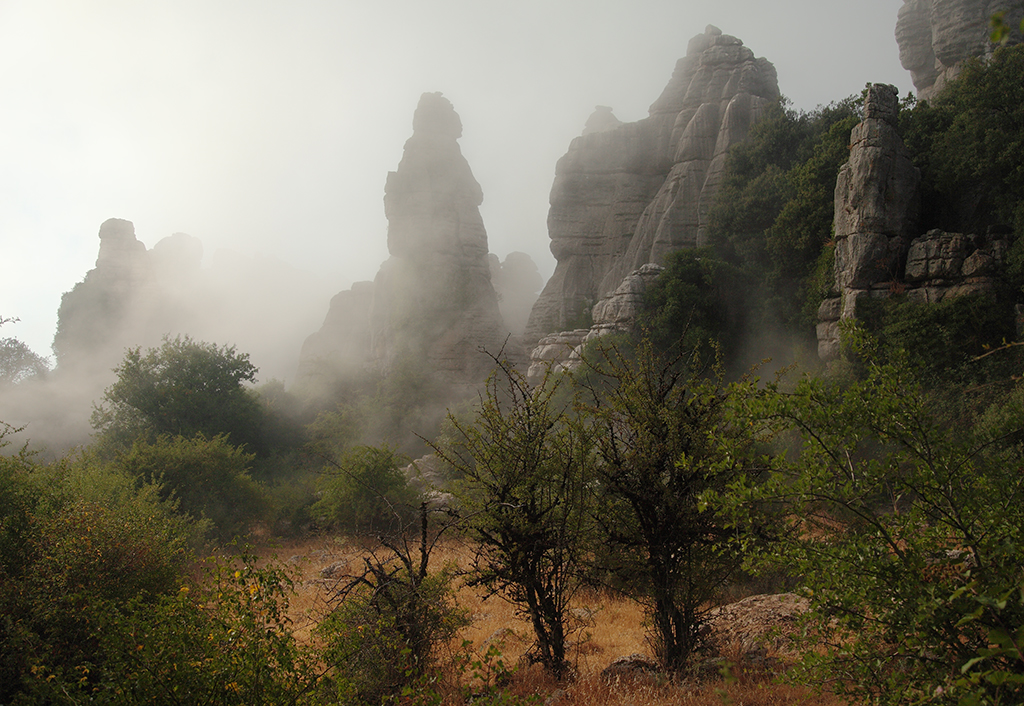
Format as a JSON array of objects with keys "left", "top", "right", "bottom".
[
  {"left": 766, "top": 113, "right": 859, "bottom": 321},
  {"left": 856, "top": 293, "right": 1019, "bottom": 388},
  {"left": 636, "top": 248, "right": 744, "bottom": 361},
  {"left": 0, "top": 441, "right": 199, "bottom": 703},
  {"left": 716, "top": 329, "right": 1024, "bottom": 704},
  {"left": 312, "top": 445, "right": 418, "bottom": 535},
  {"left": 112, "top": 433, "right": 268, "bottom": 539},
  {"left": 931, "top": 44, "right": 1024, "bottom": 236},
  {"left": 317, "top": 506, "right": 468, "bottom": 704},
  {"left": 578, "top": 337, "right": 760, "bottom": 672},
  {"left": 0, "top": 337, "right": 50, "bottom": 386},
  {"left": 18, "top": 556, "right": 325, "bottom": 705},
  {"left": 435, "top": 360, "right": 593, "bottom": 677},
  {"left": 91, "top": 335, "right": 266, "bottom": 455},
  {"left": 690, "top": 94, "right": 860, "bottom": 362}
]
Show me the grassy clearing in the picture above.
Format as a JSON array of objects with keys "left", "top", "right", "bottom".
[{"left": 244, "top": 536, "right": 844, "bottom": 706}]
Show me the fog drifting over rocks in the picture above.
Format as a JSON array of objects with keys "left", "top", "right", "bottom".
[{"left": 1, "top": 0, "right": 912, "bottom": 373}]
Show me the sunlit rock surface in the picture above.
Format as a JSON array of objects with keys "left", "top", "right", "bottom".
[
  {"left": 524, "top": 26, "right": 778, "bottom": 346},
  {"left": 896, "top": 0, "right": 1023, "bottom": 101}
]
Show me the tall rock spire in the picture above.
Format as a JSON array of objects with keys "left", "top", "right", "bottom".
[
  {"left": 372, "top": 92, "right": 509, "bottom": 381},
  {"left": 298, "top": 93, "right": 517, "bottom": 396}
]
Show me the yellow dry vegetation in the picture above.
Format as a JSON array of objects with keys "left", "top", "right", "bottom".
[{"left": 248, "top": 537, "right": 845, "bottom": 706}]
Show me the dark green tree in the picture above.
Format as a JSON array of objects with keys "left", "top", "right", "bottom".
[
  {"left": 91, "top": 335, "right": 266, "bottom": 454},
  {"left": 434, "top": 359, "right": 593, "bottom": 678},
  {"left": 578, "top": 338, "right": 760, "bottom": 673}
]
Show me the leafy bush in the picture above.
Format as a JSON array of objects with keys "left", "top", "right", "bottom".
[
  {"left": 18, "top": 556, "right": 323, "bottom": 705},
  {"left": 312, "top": 445, "right": 418, "bottom": 535},
  {"left": 718, "top": 330, "right": 1024, "bottom": 704},
  {"left": 112, "top": 433, "right": 268, "bottom": 539},
  {"left": 317, "top": 506, "right": 468, "bottom": 703},
  {"left": 636, "top": 248, "right": 745, "bottom": 362},
  {"left": 0, "top": 444, "right": 198, "bottom": 703},
  {"left": 91, "top": 335, "right": 267, "bottom": 455}
]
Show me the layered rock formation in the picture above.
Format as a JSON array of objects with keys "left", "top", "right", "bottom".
[
  {"left": 817, "top": 84, "right": 1013, "bottom": 360},
  {"left": 833, "top": 84, "right": 920, "bottom": 294},
  {"left": 297, "top": 93, "right": 519, "bottom": 395},
  {"left": 896, "top": 0, "right": 1023, "bottom": 100},
  {"left": 819, "top": 84, "right": 921, "bottom": 360},
  {"left": 526, "top": 263, "right": 663, "bottom": 384},
  {"left": 525, "top": 26, "right": 778, "bottom": 345}
]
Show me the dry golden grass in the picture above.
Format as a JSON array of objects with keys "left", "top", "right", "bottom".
[{"left": 244, "top": 535, "right": 845, "bottom": 706}]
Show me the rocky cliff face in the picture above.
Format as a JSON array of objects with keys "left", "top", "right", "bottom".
[
  {"left": 53, "top": 218, "right": 161, "bottom": 374},
  {"left": 896, "top": 0, "right": 1023, "bottom": 100},
  {"left": 524, "top": 26, "right": 778, "bottom": 346},
  {"left": 297, "top": 93, "right": 520, "bottom": 395},
  {"left": 817, "top": 84, "right": 1013, "bottom": 360},
  {"left": 527, "top": 263, "right": 664, "bottom": 384}
]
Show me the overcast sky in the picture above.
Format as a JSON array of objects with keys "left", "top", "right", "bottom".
[{"left": 0, "top": 0, "right": 914, "bottom": 360}]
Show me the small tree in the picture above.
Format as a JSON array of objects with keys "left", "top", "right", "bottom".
[
  {"left": 91, "top": 335, "right": 265, "bottom": 454},
  {"left": 317, "top": 503, "right": 468, "bottom": 703},
  {"left": 578, "top": 337, "right": 759, "bottom": 672},
  {"left": 433, "top": 359, "right": 593, "bottom": 678}
]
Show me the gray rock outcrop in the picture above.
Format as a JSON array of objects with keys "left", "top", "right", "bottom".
[
  {"left": 833, "top": 84, "right": 920, "bottom": 293},
  {"left": 295, "top": 280, "right": 376, "bottom": 396},
  {"left": 820, "top": 84, "right": 921, "bottom": 360},
  {"left": 297, "top": 93, "right": 522, "bottom": 396},
  {"left": 903, "top": 227, "right": 1010, "bottom": 302},
  {"left": 524, "top": 26, "right": 778, "bottom": 347},
  {"left": 896, "top": 0, "right": 1023, "bottom": 101},
  {"left": 53, "top": 218, "right": 157, "bottom": 374},
  {"left": 526, "top": 263, "right": 663, "bottom": 384}
]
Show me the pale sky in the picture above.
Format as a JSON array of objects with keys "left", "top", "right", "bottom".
[{"left": 0, "top": 0, "right": 914, "bottom": 365}]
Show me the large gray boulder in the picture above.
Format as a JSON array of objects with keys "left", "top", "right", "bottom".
[{"left": 524, "top": 26, "right": 778, "bottom": 346}]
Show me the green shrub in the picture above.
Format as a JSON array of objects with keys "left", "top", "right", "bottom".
[
  {"left": 316, "top": 506, "right": 468, "bottom": 703},
  {"left": 18, "top": 556, "right": 323, "bottom": 705},
  {"left": 312, "top": 445, "right": 418, "bottom": 535},
  {"left": 718, "top": 331, "right": 1024, "bottom": 704},
  {"left": 113, "top": 433, "right": 268, "bottom": 539},
  {"left": 0, "top": 445, "right": 198, "bottom": 703}
]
